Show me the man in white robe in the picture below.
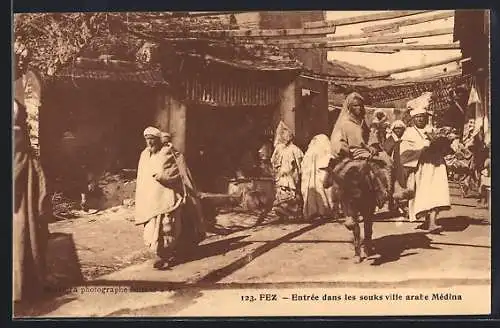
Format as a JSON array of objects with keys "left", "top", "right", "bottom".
[
  {"left": 135, "top": 127, "right": 184, "bottom": 269},
  {"left": 399, "top": 93, "right": 451, "bottom": 233}
]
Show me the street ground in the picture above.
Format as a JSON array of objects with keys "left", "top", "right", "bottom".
[{"left": 14, "top": 182, "right": 490, "bottom": 317}]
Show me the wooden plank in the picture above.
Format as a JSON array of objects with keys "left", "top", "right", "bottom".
[
  {"left": 364, "top": 55, "right": 464, "bottom": 78},
  {"left": 191, "top": 26, "right": 337, "bottom": 37},
  {"left": 330, "top": 47, "right": 399, "bottom": 54},
  {"left": 304, "top": 10, "right": 430, "bottom": 29},
  {"left": 237, "top": 26, "right": 400, "bottom": 42},
  {"left": 276, "top": 38, "right": 404, "bottom": 49},
  {"left": 185, "top": 11, "right": 246, "bottom": 17},
  {"left": 286, "top": 42, "right": 460, "bottom": 51},
  {"left": 216, "top": 25, "right": 452, "bottom": 45},
  {"left": 362, "top": 10, "right": 455, "bottom": 33}
]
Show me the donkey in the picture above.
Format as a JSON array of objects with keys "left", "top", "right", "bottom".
[{"left": 323, "top": 156, "right": 391, "bottom": 263}]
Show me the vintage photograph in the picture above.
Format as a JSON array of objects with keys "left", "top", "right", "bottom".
[{"left": 13, "top": 10, "right": 490, "bottom": 317}]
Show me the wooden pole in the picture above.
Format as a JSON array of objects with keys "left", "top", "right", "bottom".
[
  {"left": 303, "top": 10, "right": 430, "bottom": 29},
  {"left": 232, "top": 26, "right": 453, "bottom": 45},
  {"left": 364, "top": 55, "right": 464, "bottom": 78},
  {"left": 277, "top": 42, "right": 460, "bottom": 50},
  {"left": 362, "top": 10, "right": 454, "bottom": 33}
]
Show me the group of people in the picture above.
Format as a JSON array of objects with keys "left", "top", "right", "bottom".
[
  {"left": 269, "top": 91, "right": 453, "bottom": 234},
  {"left": 12, "top": 89, "right": 462, "bottom": 301}
]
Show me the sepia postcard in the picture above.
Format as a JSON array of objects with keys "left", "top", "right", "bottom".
[{"left": 12, "top": 10, "right": 491, "bottom": 318}]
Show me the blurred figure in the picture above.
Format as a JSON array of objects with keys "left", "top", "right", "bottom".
[
  {"left": 370, "top": 109, "right": 390, "bottom": 149},
  {"left": 13, "top": 100, "right": 51, "bottom": 303},
  {"left": 478, "top": 150, "right": 490, "bottom": 206}
]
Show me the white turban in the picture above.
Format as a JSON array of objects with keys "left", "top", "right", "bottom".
[
  {"left": 407, "top": 92, "right": 433, "bottom": 117},
  {"left": 390, "top": 120, "right": 406, "bottom": 130},
  {"left": 143, "top": 126, "right": 161, "bottom": 138}
]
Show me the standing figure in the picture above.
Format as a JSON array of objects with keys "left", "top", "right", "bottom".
[
  {"left": 301, "top": 134, "right": 339, "bottom": 221},
  {"left": 135, "top": 127, "right": 185, "bottom": 269},
  {"left": 370, "top": 109, "right": 390, "bottom": 149},
  {"left": 327, "top": 92, "right": 392, "bottom": 262},
  {"left": 383, "top": 120, "right": 407, "bottom": 214},
  {"left": 399, "top": 93, "right": 451, "bottom": 233},
  {"left": 13, "top": 100, "right": 51, "bottom": 303},
  {"left": 270, "top": 121, "right": 304, "bottom": 221},
  {"left": 161, "top": 131, "right": 207, "bottom": 257}
]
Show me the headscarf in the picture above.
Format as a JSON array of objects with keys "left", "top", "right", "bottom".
[
  {"left": 273, "top": 120, "right": 294, "bottom": 147},
  {"left": 330, "top": 92, "right": 369, "bottom": 154},
  {"left": 304, "top": 134, "right": 333, "bottom": 170}
]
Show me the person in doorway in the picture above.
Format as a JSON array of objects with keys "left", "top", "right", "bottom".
[
  {"left": 270, "top": 121, "right": 304, "bottom": 221},
  {"left": 383, "top": 120, "right": 407, "bottom": 215},
  {"left": 399, "top": 93, "right": 451, "bottom": 233},
  {"left": 13, "top": 100, "right": 51, "bottom": 303},
  {"left": 59, "top": 130, "right": 95, "bottom": 212},
  {"left": 134, "top": 127, "right": 185, "bottom": 269}
]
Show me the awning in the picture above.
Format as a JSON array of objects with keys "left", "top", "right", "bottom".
[{"left": 54, "top": 67, "right": 168, "bottom": 86}]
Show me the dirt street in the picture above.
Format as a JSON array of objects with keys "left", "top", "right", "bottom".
[{"left": 14, "top": 184, "right": 490, "bottom": 317}]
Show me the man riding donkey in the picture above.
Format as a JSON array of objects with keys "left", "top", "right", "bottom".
[
  {"left": 325, "top": 92, "right": 392, "bottom": 263},
  {"left": 135, "top": 127, "right": 206, "bottom": 270}
]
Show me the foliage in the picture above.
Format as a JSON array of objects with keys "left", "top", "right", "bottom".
[
  {"left": 14, "top": 13, "right": 113, "bottom": 77},
  {"left": 13, "top": 12, "right": 240, "bottom": 78}
]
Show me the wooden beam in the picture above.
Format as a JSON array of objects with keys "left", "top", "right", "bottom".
[
  {"left": 362, "top": 10, "right": 455, "bottom": 33},
  {"left": 277, "top": 38, "right": 404, "bottom": 49},
  {"left": 185, "top": 11, "right": 246, "bottom": 17},
  {"left": 220, "top": 26, "right": 453, "bottom": 46},
  {"left": 286, "top": 42, "right": 460, "bottom": 51},
  {"left": 330, "top": 48, "right": 399, "bottom": 54},
  {"left": 304, "top": 10, "right": 430, "bottom": 29},
  {"left": 186, "top": 26, "right": 336, "bottom": 37},
  {"left": 364, "top": 55, "right": 463, "bottom": 78},
  {"left": 231, "top": 27, "right": 400, "bottom": 45}
]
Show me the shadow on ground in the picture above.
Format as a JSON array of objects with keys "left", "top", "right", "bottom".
[
  {"left": 437, "top": 215, "right": 490, "bottom": 232},
  {"left": 178, "top": 235, "right": 252, "bottom": 263},
  {"left": 371, "top": 232, "right": 440, "bottom": 266}
]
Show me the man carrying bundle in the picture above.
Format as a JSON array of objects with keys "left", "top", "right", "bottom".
[{"left": 134, "top": 127, "right": 204, "bottom": 270}]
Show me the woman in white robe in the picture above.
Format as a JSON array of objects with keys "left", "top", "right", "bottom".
[
  {"left": 301, "top": 134, "right": 338, "bottom": 221},
  {"left": 399, "top": 93, "right": 451, "bottom": 233},
  {"left": 270, "top": 121, "right": 304, "bottom": 221}
]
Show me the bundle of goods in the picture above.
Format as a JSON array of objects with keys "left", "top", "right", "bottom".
[{"left": 426, "top": 126, "right": 459, "bottom": 157}]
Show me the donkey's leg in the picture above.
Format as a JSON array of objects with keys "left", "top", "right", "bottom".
[
  {"left": 352, "top": 220, "right": 363, "bottom": 263},
  {"left": 363, "top": 216, "right": 375, "bottom": 257}
]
